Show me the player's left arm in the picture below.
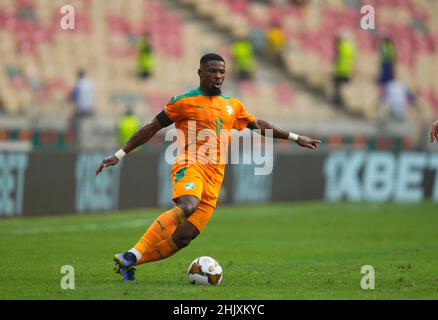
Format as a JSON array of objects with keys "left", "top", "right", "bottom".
[{"left": 247, "top": 119, "right": 321, "bottom": 150}]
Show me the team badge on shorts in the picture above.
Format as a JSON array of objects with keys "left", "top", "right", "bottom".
[{"left": 185, "top": 182, "right": 195, "bottom": 190}]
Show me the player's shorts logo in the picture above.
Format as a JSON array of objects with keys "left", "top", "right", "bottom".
[
  {"left": 226, "top": 105, "right": 233, "bottom": 115},
  {"left": 185, "top": 182, "right": 195, "bottom": 190}
]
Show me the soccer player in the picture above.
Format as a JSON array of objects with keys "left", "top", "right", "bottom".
[
  {"left": 96, "top": 53, "right": 321, "bottom": 281},
  {"left": 431, "top": 120, "right": 438, "bottom": 143}
]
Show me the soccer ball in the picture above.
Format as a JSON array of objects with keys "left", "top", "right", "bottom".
[{"left": 187, "top": 256, "right": 223, "bottom": 285}]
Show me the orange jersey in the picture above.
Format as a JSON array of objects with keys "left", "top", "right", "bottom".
[{"left": 164, "top": 87, "right": 256, "bottom": 181}]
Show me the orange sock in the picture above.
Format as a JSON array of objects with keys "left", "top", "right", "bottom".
[
  {"left": 136, "top": 236, "right": 179, "bottom": 265},
  {"left": 133, "top": 206, "right": 185, "bottom": 255}
]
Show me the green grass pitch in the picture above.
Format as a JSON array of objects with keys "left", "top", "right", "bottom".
[{"left": 0, "top": 202, "right": 437, "bottom": 299}]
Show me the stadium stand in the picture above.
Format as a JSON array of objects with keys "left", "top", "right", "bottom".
[
  {"left": 180, "top": 0, "right": 437, "bottom": 123},
  {"left": 0, "top": 0, "right": 434, "bottom": 150},
  {"left": 0, "top": 0, "right": 335, "bottom": 120}
]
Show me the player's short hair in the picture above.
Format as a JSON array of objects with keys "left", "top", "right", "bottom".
[{"left": 200, "top": 53, "right": 225, "bottom": 65}]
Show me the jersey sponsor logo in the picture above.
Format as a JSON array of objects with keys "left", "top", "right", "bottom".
[
  {"left": 226, "top": 105, "right": 233, "bottom": 115},
  {"left": 185, "top": 182, "right": 195, "bottom": 190}
]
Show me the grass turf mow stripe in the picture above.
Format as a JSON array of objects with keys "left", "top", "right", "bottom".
[{"left": 0, "top": 202, "right": 437, "bottom": 299}]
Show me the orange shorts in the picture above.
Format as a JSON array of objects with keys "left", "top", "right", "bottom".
[
  {"left": 171, "top": 164, "right": 222, "bottom": 232},
  {"left": 187, "top": 202, "right": 215, "bottom": 233}
]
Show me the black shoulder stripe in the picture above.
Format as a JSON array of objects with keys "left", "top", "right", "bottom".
[{"left": 156, "top": 110, "right": 173, "bottom": 127}]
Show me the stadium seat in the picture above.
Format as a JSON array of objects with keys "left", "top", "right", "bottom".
[{"left": 0, "top": 0, "right": 436, "bottom": 138}]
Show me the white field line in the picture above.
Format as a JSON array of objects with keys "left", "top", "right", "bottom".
[{"left": 8, "top": 218, "right": 151, "bottom": 235}]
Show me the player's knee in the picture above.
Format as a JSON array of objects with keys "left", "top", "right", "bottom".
[
  {"left": 173, "top": 233, "right": 196, "bottom": 249},
  {"left": 172, "top": 223, "right": 199, "bottom": 249},
  {"left": 184, "top": 203, "right": 198, "bottom": 216},
  {"left": 177, "top": 197, "right": 200, "bottom": 217},
  {"left": 173, "top": 237, "right": 191, "bottom": 249}
]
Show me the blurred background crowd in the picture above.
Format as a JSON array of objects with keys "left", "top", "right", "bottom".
[{"left": 0, "top": 0, "right": 437, "bottom": 152}]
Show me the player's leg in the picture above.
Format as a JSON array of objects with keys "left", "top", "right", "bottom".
[
  {"left": 114, "top": 195, "right": 199, "bottom": 266},
  {"left": 130, "top": 195, "right": 199, "bottom": 257},
  {"left": 135, "top": 203, "right": 215, "bottom": 265},
  {"left": 135, "top": 220, "right": 200, "bottom": 264},
  {"left": 133, "top": 170, "right": 220, "bottom": 266},
  {"left": 113, "top": 166, "right": 205, "bottom": 281}
]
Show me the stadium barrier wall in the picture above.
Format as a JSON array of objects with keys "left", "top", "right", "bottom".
[{"left": 0, "top": 150, "right": 437, "bottom": 217}]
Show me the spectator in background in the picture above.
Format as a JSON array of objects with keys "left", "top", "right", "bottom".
[
  {"left": 332, "top": 34, "right": 356, "bottom": 107},
  {"left": 381, "top": 79, "right": 416, "bottom": 122},
  {"left": 378, "top": 37, "right": 396, "bottom": 86},
  {"left": 249, "top": 27, "right": 267, "bottom": 56},
  {"left": 70, "top": 69, "right": 95, "bottom": 144},
  {"left": 118, "top": 106, "right": 141, "bottom": 147},
  {"left": 231, "top": 37, "right": 256, "bottom": 80},
  {"left": 71, "top": 70, "right": 95, "bottom": 116},
  {"left": 431, "top": 120, "right": 438, "bottom": 143},
  {"left": 0, "top": 96, "right": 5, "bottom": 113},
  {"left": 266, "top": 22, "right": 287, "bottom": 66},
  {"left": 137, "top": 33, "right": 154, "bottom": 79}
]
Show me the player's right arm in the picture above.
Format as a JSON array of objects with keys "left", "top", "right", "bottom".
[
  {"left": 431, "top": 120, "right": 438, "bottom": 143},
  {"left": 96, "top": 111, "right": 173, "bottom": 175}
]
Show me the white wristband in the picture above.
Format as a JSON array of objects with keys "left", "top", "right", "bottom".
[
  {"left": 114, "top": 149, "right": 126, "bottom": 160},
  {"left": 288, "top": 132, "right": 299, "bottom": 142}
]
